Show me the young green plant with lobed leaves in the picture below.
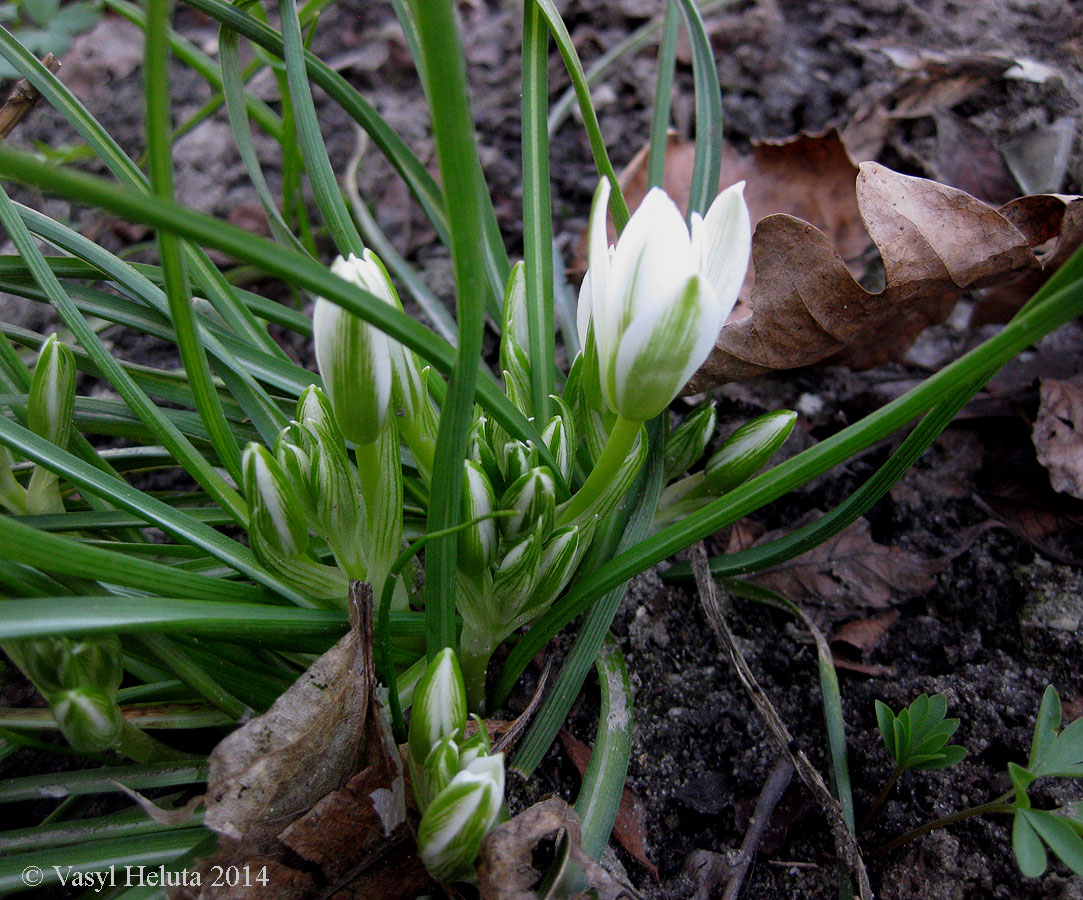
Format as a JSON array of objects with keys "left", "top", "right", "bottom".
[{"left": 0, "top": 0, "right": 1081, "bottom": 893}]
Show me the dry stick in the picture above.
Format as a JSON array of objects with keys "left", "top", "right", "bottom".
[
  {"left": 0, "top": 54, "right": 61, "bottom": 140},
  {"left": 689, "top": 542, "right": 873, "bottom": 900},
  {"left": 722, "top": 756, "right": 795, "bottom": 900}
]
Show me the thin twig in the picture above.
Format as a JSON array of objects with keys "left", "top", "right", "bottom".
[
  {"left": 689, "top": 543, "right": 873, "bottom": 900},
  {"left": 0, "top": 54, "right": 61, "bottom": 141},
  {"left": 494, "top": 654, "right": 553, "bottom": 756},
  {"left": 722, "top": 756, "right": 794, "bottom": 900}
]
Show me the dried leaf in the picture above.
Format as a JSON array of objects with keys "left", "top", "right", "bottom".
[
  {"left": 831, "top": 610, "right": 900, "bottom": 657},
  {"left": 172, "top": 584, "right": 410, "bottom": 900},
  {"left": 477, "top": 797, "right": 635, "bottom": 900},
  {"left": 747, "top": 518, "right": 983, "bottom": 609},
  {"left": 688, "top": 166, "right": 1081, "bottom": 389},
  {"left": 1033, "top": 378, "right": 1083, "bottom": 500},
  {"left": 203, "top": 587, "right": 373, "bottom": 848},
  {"left": 558, "top": 730, "right": 658, "bottom": 881}
]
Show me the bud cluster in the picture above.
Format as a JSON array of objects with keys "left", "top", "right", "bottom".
[{"left": 408, "top": 650, "right": 504, "bottom": 882}]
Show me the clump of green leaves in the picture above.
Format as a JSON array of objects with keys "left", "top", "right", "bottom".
[
  {"left": 875, "top": 693, "right": 967, "bottom": 772},
  {"left": 0, "top": 0, "right": 101, "bottom": 79},
  {"left": 874, "top": 687, "right": 1083, "bottom": 881},
  {"left": 1009, "top": 685, "right": 1083, "bottom": 878}
]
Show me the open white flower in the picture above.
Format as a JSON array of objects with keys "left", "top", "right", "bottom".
[{"left": 577, "top": 179, "right": 751, "bottom": 421}]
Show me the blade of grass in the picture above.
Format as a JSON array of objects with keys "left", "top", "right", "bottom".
[
  {"left": 0, "top": 415, "right": 310, "bottom": 604},
  {"left": 147, "top": 0, "right": 244, "bottom": 485},
  {"left": 531, "top": 0, "right": 629, "bottom": 230},
  {"left": 673, "top": 0, "right": 722, "bottom": 216},
  {"left": 0, "top": 804, "right": 205, "bottom": 854},
  {"left": 0, "top": 829, "right": 208, "bottom": 892},
  {"left": 0, "top": 597, "right": 347, "bottom": 646},
  {"left": 411, "top": 0, "right": 516, "bottom": 654},
  {"left": 0, "top": 513, "right": 275, "bottom": 603},
  {"left": 0, "top": 183, "right": 249, "bottom": 525},
  {"left": 647, "top": 1, "right": 680, "bottom": 189},
  {"left": 574, "top": 634, "right": 633, "bottom": 859},
  {"left": 0, "top": 761, "right": 208, "bottom": 803},
  {"left": 522, "top": 0, "right": 555, "bottom": 423}
]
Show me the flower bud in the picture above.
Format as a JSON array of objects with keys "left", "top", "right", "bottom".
[
  {"left": 492, "top": 532, "right": 541, "bottom": 603},
  {"left": 296, "top": 384, "right": 339, "bottom": 436},
  {"left": 522, "top": 526, "right": 581, "bottom": 621},
  {"left": 703, "top": 410, "right": 797, "bottom": 495},
  {"left": 458, "top": 715, "right": 491, "bottom": 769},
  {"left": 417, "top": 734, "right": 460, "bottom": 812},
  {"left": 499, "top": 263, "right": 532, "bottom": 410},
  {"left": 28, "top": 334, "right": 76, "bottom": 450},
  {"left": 50, "top": 685, "right": 124, "bottom": 753},
  {"left": 242, "top": 443, "right": 310, "bottom": 559},
  {"left": 313, "top": 255, "right": 394, "bottom": 445},
  {"left": 417, "top": 753, "right": 505, "bottom": 883},
  {"left": 540, "top": 396, "right": 576, "bottom": 482},
  {"left": 499, "top": 440, "right": 532, "bottom": 488},
  {"left": 409, "top": 648, "right": 468, "bottom": 771},
  {"left": 498, "top": 466, "right": 555, "bottom": 544},
  {"left": 459, "top": 460, "right": 498, "bottom": 576},
  {"left": 664, "top": 401, "right": 717, "bottom": 481}
]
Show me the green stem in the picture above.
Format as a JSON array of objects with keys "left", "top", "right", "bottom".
[
  {"left": 558, "top": 415, "right": 641, "bottom": 525},
  {"left": 860, "top": 766, "right": 902, "bottom": 833},
  {"left": 875, "top": 793, "right": 1015, "bottom": 856},
  {"left": 458, "top": 622, "right": 495, "bottom": 714}
]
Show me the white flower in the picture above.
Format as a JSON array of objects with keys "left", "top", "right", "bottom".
[{"left": 577, "top": 179, "right": 751, "bottom": 421}]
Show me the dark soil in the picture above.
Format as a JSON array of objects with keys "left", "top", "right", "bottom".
[{"left": 2, "top": 0, "right": 1082, "bottom": 898}]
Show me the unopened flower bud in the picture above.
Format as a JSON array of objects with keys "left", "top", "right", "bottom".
[
  {"left": 242, "top": 443, "right": 310, "bottom": 559},
  {"left": 409, "top": 648, "right": 468, "bottom": 772},
  {"left": 703, "top": 410, "right": 797, "bottom": 495},
  {"left": 498, "top": 467, "right": 555, "bottom": 543},
  {"left": 499, "top": 263, "right": 532, "bottom": 408},
  {"left": 28, "top": 334, "right": 76, "bottom": 449},
  {"left": 50, "top": 685, "right": 123, "bottom": 753},
  {"left": 540, "top": 396, "right": 576, "bottom": 482},
  {"left": 458, "top": 715, "right": 491, "bottom": 769},
  {"left": 313, "top": 255, "right": 395, "bottom": 444},
  {"left": 459, "top": 460, "right": 498, "bottom": 576},
  {"left": 417, "top": 734, "right": 460, "bottom": 812},
  {"left": 417, "top": 753, "right": 505, "bottom": 883},
  {"left": 665, "top": 401, "right": 717, "bottom": 481}
]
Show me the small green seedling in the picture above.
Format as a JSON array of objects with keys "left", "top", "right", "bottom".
[
  {"left": 1008, "top": 685, "right": 1083, "bottom": 878},
  {"left": 874, "top": 687, "right": 1083, "bottom": 881},
  {"left": 0, "top": 0, "right": 101, "bottom": 79},
  {"left": 875, "top": 693, "right": 967, "bottom": 773},
  {"left": 864, "top": 693, "right": 966, "bottom": 831}
]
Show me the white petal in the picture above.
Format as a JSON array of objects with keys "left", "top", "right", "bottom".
[
  {"left": 578, "top": 179, "right": 612, "bottom": 349},
  {"left": 611, "top": 275, "right": 720, "bottom": 420},
  {"left": 696, "top": 181, "right": 752, "bottom": 320}
]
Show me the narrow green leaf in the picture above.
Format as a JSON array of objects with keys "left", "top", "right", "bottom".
[{"left": 522, "top": 0, "right": 555, "bottom": 423}]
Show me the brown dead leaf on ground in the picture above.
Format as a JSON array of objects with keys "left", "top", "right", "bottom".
[
  {"left": 171, "top": 583, "right": 415, "bottom": 900},
  {"left": 558, "top": 729, "right": 658, "bottom": 881},
  {"left": 688, "top": 167, "right": 1082, "bottom": 390},
  {"left": 831, "top": 610, "right": 900, "bottom": 657},
  {"left": 477, "top": 797, "right": 636, "bottom": 900},
  {"left": 1032, "top": 378, "right": 1083, "bottom": 500},
  {"left": 747, "top": 518, "right": 993, "bottom": 610}
]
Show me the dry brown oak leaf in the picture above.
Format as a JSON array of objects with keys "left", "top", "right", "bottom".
[{"left": 685, "top": 164, "right": 1082, "bottom": 391}]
